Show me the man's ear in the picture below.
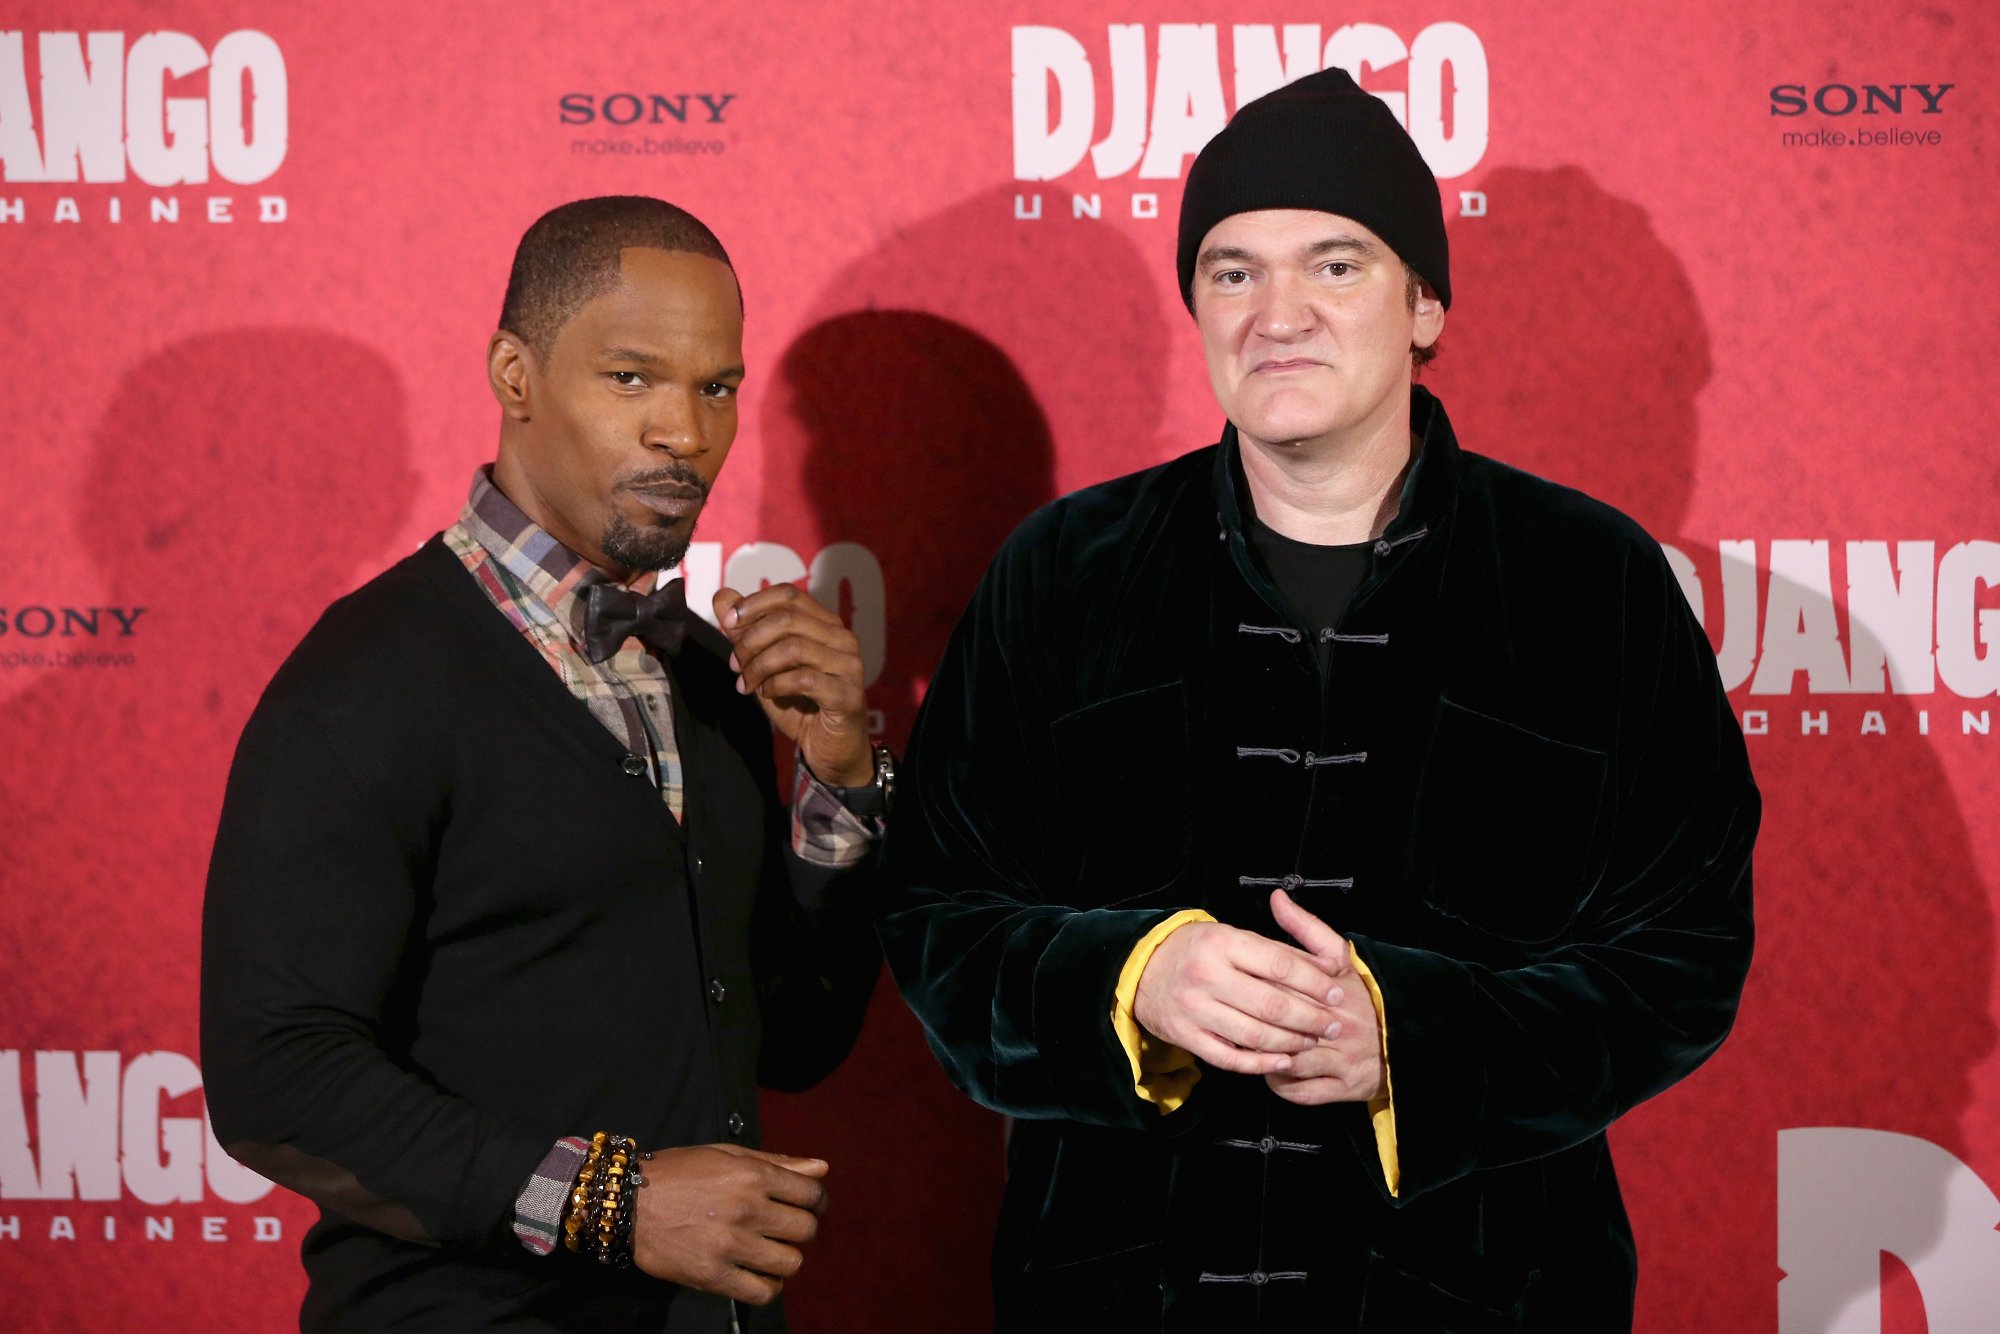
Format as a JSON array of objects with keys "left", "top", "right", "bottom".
[
  {"left": 488, "top": 331, "right": 534, "bottom": 422},
  {"left": 1412, "top": 281, "right": 1446, "bottom": 350}
]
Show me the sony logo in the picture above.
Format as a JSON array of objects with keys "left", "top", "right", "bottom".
[
  {"left": 558, "top": 93, "right": 736, "bottom": 126},
  {"left": 1769, "top": 82, "right": 1954, "bottom": 117}
]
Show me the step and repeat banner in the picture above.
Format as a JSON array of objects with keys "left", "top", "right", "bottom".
[{"left": 2, "top": 2, "right": 1995, "bottom": 1330}]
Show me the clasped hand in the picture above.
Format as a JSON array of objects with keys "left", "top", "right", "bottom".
[{"left": 1132, "top": 888, "right": 1383, "bottom": 1104}]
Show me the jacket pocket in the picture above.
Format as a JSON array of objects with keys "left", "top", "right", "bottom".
[
  {"left": 1358, "top": 1250, "right": 1535, "bottom": 1333},
  {"left": 1051, "top": 681, "right": 1192, "bottom": 904},
  {"left": 1411, "top": 698, "right": 1607, "bottom": 942}
]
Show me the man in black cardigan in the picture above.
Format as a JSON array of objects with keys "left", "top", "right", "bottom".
[
  {"left": 878, "top": 68, "right": 1757, "bottom": 1331},
  {"left": 202, "top": 197, "right": 886, "bottom": 1332}
]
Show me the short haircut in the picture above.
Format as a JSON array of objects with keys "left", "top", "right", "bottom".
[{"left": 497, "top": 195, "right": 734, "bottom": 362}]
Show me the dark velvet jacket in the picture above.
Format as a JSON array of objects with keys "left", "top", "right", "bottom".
[
  {"left": 879, "top": 388, "right": 1758, "bottom": 1333},
  {"left": 202, "top": 537, "right": 878, "bottom": 1332}
]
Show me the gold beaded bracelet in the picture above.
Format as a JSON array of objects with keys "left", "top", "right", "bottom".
[{"left": 561, "top": 1132, "right": 650, "bottom": 1267}]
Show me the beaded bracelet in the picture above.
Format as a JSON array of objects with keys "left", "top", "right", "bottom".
[{"left": 562, "top": 1132, "right": 651, "bottom": 1267}]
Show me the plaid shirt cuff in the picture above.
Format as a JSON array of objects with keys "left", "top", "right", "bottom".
[
  {"left": 513, "top": 1135, "right": 589, "bottom": 1256},
  {"left": 792, "top": 752, "right": 885, "bottom": 868}
]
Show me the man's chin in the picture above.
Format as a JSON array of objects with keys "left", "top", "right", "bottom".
[{"left": 601, "top": 514, "right": 697, "bottom": 573}]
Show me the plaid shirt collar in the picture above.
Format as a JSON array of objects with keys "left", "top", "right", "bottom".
[{"left": 456, "top": 466, "right": 651, "bottom": 649}]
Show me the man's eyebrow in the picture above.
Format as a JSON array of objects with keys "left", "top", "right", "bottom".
[
  {"left": 1303, "top": 234, "right": 1381, "bottom": 259},
  {"left": 598, "top": 345, "right": 664, "bottom": 364},
  {"left": 1197, "top": 234, "right": 1381, "bottom": 272},
  {"left": 1197, "top": 244, "right": 1256, "bottom": 271}
]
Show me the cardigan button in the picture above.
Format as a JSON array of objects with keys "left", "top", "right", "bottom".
[
  {"left": 708, "top": 977, "right": 727, "bottom": 1005},
  {"left": 726, "top": 1111, "right": 746, "bottom": 1137},
  {"left": 621, "top": 756, "right": 647, "bottom": 776}
]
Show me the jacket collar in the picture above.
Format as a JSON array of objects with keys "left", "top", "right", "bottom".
[{"left": 1211, "top": 385, "right": 1462, "bottom": 546}]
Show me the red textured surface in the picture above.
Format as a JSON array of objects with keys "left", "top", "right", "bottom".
[{"left": 2, "top": 2, "right": 1996, "bottom": 1330}]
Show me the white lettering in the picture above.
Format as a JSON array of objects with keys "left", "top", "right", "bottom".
[
  {"left": 724, "top": 542, "right": 808, "bottom": 597},
  {"left": 35, "top": 1051, "right": 119, "bottom": 1201},
  {"left": 122, "top": 1052, "right": 203, "bottom": 1205},
  {"left": 1847, "top": 540, "right": 1936, "bottom": 693},
  {"left": 1716, "top": 540, "right": 1759, "bottom": 690},
  {"left": 1458, "top": 189, "right": 1487, "bottom": 217},
  {"left": 1742, "top": 710, "right": 1769, "bottom": 735},
  {"left": 1324, "top": 24, "right": 1407, "bottom": 125},
  {"left": 1861, "top": 709, "right": 1886, "bottom": 735},
  {"left": 1937, "top": 540, "right": 2000, "bottom": 697},
  {"left": 1132, "top": 192, "right": 1158, "bottom": 218},
  {"left": 1802, "top": 710, "right": 1829, "bottom": 735},
  {"left": 1231, "top": 23, "right": 1319, "bottom": 106},
  {"left": 50, "top": 1214, "right": 75, "bottom": 1241},
  {"left": 1138, "top": 25, "right": 1226, "bottom": 180},
  {"left": 254, "top": 1215, "right": 282, "bottom": 1241},
  {"left": 206, "top": 31, "right": 285, "bottom": 184},
  {"left": 678, "top": 541, "right": 722, "bottom": 623},
  {"left": 52, "top": 195, "right": 78, "bottom": 221},
  {"left": 810, "top": 543, "right": 887, "bottom": 689},
  {"left": 257, "top": 193, "right": 284, "bottom": 221},
  {"left": 0, "top": 1215, "right": 17, "bottom": 1239},
  {"left": 1753, "top": 540, "right": 1851, "bottom": 694},
  {"left": 1072, "top": 192, "right": 1100, "bottom": 219},
  {"left": 37, "top": 32, "right": 124, "bottom": 183},
  {"left": 1779, "top": 1127, "right": 2000, "bottom": 1333},
  {"left": 0, "top": 34, "right": 47, "bottom": 180},
  {"left": 1013, "top": 193, "right": 1042, "bottom": 220},
  {"left": 0, "top": 196, "right": 21, "bottom": 222},
  {"left": 1012, "top": 26, "right": 1092, "bottom": 180},
  {"left": 1406, "top": 23, "right": 1488, "bottom": 178},
  {"left": 202, "top": 1215, "right": 226, "bottom": 1241},
  {"left": 1090, "top": 25, "right": 1147, "bottom": 177},
  {"left": 1840, "top": 540, "right": 1936, "bottom": 696},
  {"left": 206, "top": 194, "right": 230, "bottom": 222},
  {"left": 145, "top": 1215, "right": 172, "bottom": 1240},
  {"left": 125, "top": 31, "right": 208, "bottom": 186},
  {"left": 103, "top": 1213, "right": 115, "bottom": 1239},
  {"left": 149, "top": 195, "right": 175, "bottom": 222},
  {"left": 1967, "top": 710, "right": 1991, "bottom": 736},
  {"left": 0, "top": 1053, "right": 39, "bottom": 1198}
]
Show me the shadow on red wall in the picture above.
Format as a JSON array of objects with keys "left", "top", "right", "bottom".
[
  {"left": 752, "top": 187, "right": 1168, "bottom": 1333},
  {"left": 0, "top": 328, "right": 416, "bottom": 1332},
  {"left": 1437, "top": 164, "right": 1994, "bottom": 1332}
]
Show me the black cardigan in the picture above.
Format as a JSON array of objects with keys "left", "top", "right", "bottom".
[
  {"left": 201, "top": 536, "right": 878, "bottom": 1332},
  {"left": 878, "top": 388, "right": 1758, "bottom": 1332}
]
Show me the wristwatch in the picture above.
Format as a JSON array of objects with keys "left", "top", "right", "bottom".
[
  {"left": 868, "top": 743, "right": 897, "bottom": 810},
  {"left": 829, "top": 744, "right": 896, "bottom": 817}
]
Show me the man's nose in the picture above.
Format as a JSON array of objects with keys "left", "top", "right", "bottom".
[
  {"left": 1254, "top": 271, "right": 1317, "bottom": 342},
  {"left": 642, "top": 389, "right": 704, "bottom": 457}
]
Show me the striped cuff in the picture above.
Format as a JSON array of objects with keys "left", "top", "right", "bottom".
[
  {"left": 512, "top": 1135, "right": 589, "bottom": 1256},
  {"left": 791, "top": 753, "right": 884, "bottom": 868}
]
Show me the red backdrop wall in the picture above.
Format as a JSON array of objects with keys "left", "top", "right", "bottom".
[{"left": 3, "top": 3, "right": 1996, "bottom": 1330}]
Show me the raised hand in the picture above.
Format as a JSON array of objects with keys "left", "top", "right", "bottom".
[{"left": 713, "top": 584, "right": 872, "bottom": 787}]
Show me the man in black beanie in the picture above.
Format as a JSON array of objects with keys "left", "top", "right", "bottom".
[{"left": 879, "top": 67, "right": 1756, "bottom": 1332}]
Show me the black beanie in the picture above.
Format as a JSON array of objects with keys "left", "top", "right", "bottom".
[{"left": 1176, "top": 66, "right": 1450, "bottom": 310}]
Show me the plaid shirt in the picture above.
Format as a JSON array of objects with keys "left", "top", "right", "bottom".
[{"left": 440, "top": 468, "right": 882, "bottom": 1253}]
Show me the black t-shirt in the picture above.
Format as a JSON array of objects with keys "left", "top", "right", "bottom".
[{"left": 1246, "top": 513, "right": 1373, "bottom": 647}]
